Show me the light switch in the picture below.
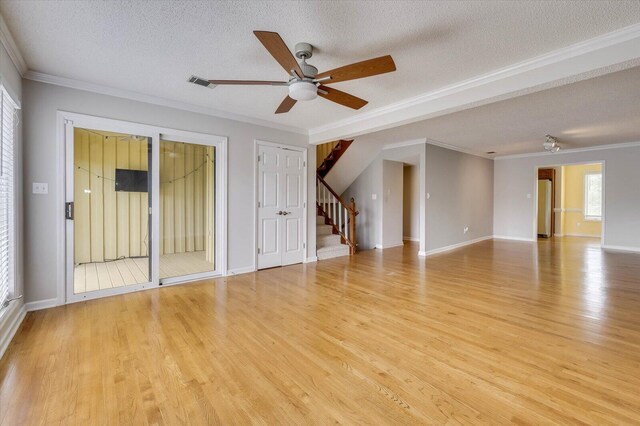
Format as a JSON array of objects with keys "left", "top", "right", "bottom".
[
  {"left": 371, "top": 193, "right": 377, "bottom": 200},
  {"left": 526, "top": 193, "right": 532, "bottom": 199},
  {"left": 426, "top": 193, "right": 430, "bottom": 199},
  {"left": 32, "top": 182, "right": 48, "bottom": 194}
]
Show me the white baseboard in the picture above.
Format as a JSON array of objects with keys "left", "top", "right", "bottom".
[
  {"left": 417, "top": 250, "right": 427, "bottom": 256},
  {"left": 375, "top": 242, "right": 404, "bottom": 249},
  {"left": 0, "top": 301, "right": 26, "bottom": 360},
  {"left": 493, "top": 235, "right": 536, "bottom": 242},
  {"left": 403, "top": 236, "right": 419, "bottom": 242},
  {"left": 25, "top": 298, "right": 58, "bottom": 312},
  {"left": 419, "top": 236, "right": 493, "bottom": 257},
  {"left": 382, "top": 242, "right": 404, "bottom": 249},
  {"left": 304, "top": 256, "right": 318, "bottom": 263},
  {"left": 563, "top": 233, "right": 601, "bottom": 238},
  {"left": 602, "top": 245, "right": 640, "bottom": 253},
  {"left": 226, "top": 266, "right": 256, "bottom": 276}
]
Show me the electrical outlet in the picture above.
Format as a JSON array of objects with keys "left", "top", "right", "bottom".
[
  {"left": 32, "top": 182, "right": 48, "bottom": 194},
  {"left": 464, "top": 226, "right": 469, "bottom": 234},
  {"left": 372, "top": 193, "right": 377, "bottom": 200},
  {"left": 426, "top": 193, "right": 431, "bottom": 199}
]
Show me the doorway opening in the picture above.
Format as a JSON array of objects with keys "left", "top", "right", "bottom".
[
  {"left": 536, "top": 162, "right": 604, "bottom": 244},
  {"left": 72, "top": 127, "right": 151, "bottom": 294}
]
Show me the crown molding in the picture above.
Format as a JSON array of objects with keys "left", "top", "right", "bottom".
[
  {"left": 308, "top": 23, "right": 640, "bottom": 144},
  {"left": 494, "top": 141, "right": 640, "bottom": 160},
  {"left": 424, "top": 138, "right": 494, "bottom": 160},
  {"left": 382, "top": 138, "right": 427, "bottom": 150},
  {"left": 23, "top": 70, "right": 308, "bottom": 135},
  {"left": 0, "top": 12, "right": 27, "bottom": 76},
  {"left": 382, "top": 137, "right": 493, "bottom": 160}
]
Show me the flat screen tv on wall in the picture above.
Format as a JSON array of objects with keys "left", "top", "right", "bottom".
[{"left": 115, "top": 169, "right": 148, "bottom": 192}]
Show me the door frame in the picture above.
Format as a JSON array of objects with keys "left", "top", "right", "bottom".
[
  {"left": 537, "top": 168, "right": 555, "bottom": 238},
  {"left": 254, "top": 139, "right": 307, "bottom": 271},
  {"left": 533, "top": 161, "right": 605, "bottom": 246},
  {"left": 58, "top": 111, "right": 227, "bottom": 304},
  {"left": 159, "top": 132, "right": 227, "bottom": 286}
]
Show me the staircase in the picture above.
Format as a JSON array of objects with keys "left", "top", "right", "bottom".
[
  {"left": 317, "top": 139, "right": 353, "bottom": 178},
  {"left": 316, "top": 213, "right": 350, "bottom": 260},
  {"left": 315, "top": 140, "right": 358, "bottom": 260}
]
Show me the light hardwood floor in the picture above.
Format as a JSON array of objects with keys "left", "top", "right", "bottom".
[
  {"left": 74, "top": 251, "right": 215, "bottom": 293},
  {"left": 2, "top": 237, "right": 640, "bottom": 424}
]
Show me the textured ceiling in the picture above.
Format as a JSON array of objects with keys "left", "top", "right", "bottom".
[
  {"left": 356, "top": 66, "right": 640, "bottom": 157},
  {"left": 2, "top": 1, "right": 640, "bottom": 132}
]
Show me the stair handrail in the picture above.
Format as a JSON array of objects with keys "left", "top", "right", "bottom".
[{"left": 316, "top": 173, "right": 358, "bottom": 254}]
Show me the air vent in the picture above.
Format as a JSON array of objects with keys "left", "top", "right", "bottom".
[
  {"left": 189, "top": 76, "right": 215, "bottom": 89},
  {"left": 486, "top": 151, "right": 496, "bottom": 155}
]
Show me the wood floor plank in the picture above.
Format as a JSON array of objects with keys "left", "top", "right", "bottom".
[{"left": 2, "top": 237, "right": 640, "bottom": 424}]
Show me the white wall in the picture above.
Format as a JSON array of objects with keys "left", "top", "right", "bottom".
[
  {"left": 342, "top": 143, "right": 427, "bottom": 252},
  {"left": 22, "top": 80, "right": 315, "bottom": 304},
  {"left": 494, "top": 145, "right": 640, "bottom": 251},
  {"left": 403, "top": 165, "right": 420, "bottom": 241},
  {"left": 424, "top": 145, "right": 494, "bottom": 253},
  {"left": 342, "top": 142, "right": 495, "bottom": 255},
  {"left": 341, "top": 157, "right": 382, "bottom": 251},
  {"left": 0, "top": 42, "right": 21, "bottom": 103},
  {"left": 381, "top": 160, "right": 404, "bottom": 248}
]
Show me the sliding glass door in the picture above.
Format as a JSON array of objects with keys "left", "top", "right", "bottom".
[
  {"left": 70, "top": 127, "right": 152, "bottom": 297},
  {"left": 159, "top": 138, "right": 216, "bottom": 283},
  {"left": 64, "top": 114, "right": 226, "bottom": 302}
]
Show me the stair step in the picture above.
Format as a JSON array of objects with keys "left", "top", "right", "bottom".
[
  {"left": 317, "top": 233, "right": 341, "bottom": 248},
  {"left": 316, "top": 216, "right": 326, "bottom": 225},
  {"left": 317, "top": 224, "right": 334, "bottom": 235},
  {"left": 317, "top": 244, "right": 350, "bottom": 260}
]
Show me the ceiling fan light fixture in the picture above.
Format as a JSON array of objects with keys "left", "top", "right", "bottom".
[{"left": 288, "top": 81, "right": 317, "bottom": 101}]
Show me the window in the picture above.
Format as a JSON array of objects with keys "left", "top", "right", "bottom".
[
  {"left": 0, "top": 86, "right": 17, "bottom": 310},
  {"left": 584, "top": 172, "right": 602, "bottom": 221}
]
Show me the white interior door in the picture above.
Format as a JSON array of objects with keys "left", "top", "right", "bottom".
[{"left": 257, "top": 144, "right": 305, "bottom": 269}]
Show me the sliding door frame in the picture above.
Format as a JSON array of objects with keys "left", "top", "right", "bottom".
[
  {"left": 58, "top": 111, "right": 227, "bottom": 304},
  {"left": 159, "top": 132, "right": 227, "bottom": 286}
]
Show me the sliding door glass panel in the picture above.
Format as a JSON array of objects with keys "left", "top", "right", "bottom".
[
  {"left": 159, "top": 139, "right": 215, "bottom": 279},
  {"left": 73, "top": 128, "right": 151, "bottom": 294}
]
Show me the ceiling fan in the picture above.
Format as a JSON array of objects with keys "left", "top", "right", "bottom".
[{"left": 189, "top": 31, "right": 396, "bottom": 114}]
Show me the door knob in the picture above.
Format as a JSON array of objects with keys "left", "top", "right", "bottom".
[
  {"left": 282, "top": 211, "right": 290, "bottom": 216},
  {"left": 276, "top": 211, "right": 283, "bottom": 215}
]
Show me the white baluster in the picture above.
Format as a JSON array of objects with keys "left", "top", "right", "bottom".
[{"left": 344, "top": 206, "right": 349, "bottom": 241}]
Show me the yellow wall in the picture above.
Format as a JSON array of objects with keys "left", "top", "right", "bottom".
[
  {"left": 159, "top": 141, "right": 215, "bottom": 263},
  {"left": 560, "top": 163, "right": 602, "bottom": 237},
  {"left": 73, "top": 128, "right": 215, "bottom": 264}
]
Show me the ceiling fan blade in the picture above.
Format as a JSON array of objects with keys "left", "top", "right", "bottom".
[
  {"left": 318, "top": 86, "right": 368, "bottom": 110},
  {"left": 315, "top": 55, "right": 396, "bottom": 84},
  {"left": 254, "top": 31, "right": 304, "bottom": 78},
  {"left": 209, "top": 80, "right": 288, "bottom": 86},
  {"left": 275, "top": 96, "right": 297, "bottom": 114}
]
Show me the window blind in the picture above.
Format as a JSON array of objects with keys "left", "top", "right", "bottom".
[{"left": 0, "top": 86, "right": 17, "bottom": 310}]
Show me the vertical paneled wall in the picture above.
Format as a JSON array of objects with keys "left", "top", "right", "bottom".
[
  {"left": 159, "top": 141, "right": 215, "bottom": 262},
  {"left": 73, "top": 129, "right": 215, "bottom": 264},
  {"left": 74, "top": 128, "right": 149, "bottom": 264}
]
